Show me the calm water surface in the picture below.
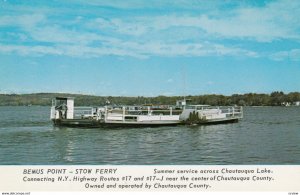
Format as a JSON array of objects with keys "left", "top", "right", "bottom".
[{"left": 0, "top": 106, "right": 299, "bottom": 165}]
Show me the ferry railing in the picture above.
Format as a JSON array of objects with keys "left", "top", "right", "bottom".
[
  {"left": 103, "top": 106, "right": 181, "bottom": 122},
  {"left": 106, "top": 107, "right": 179, "bottom": 115},
  {"left": 126, "top": 108, "right": 181, "bottom": 116},
  {"left": 73, "top": 107, "right": 97, "bottom": 119},
  {"left": 221, "top": 106, "right": 243, "bottom": 119},
  {"left": 186, "top": 105, "right": 243, "bottom": 119},
  {"left": 73, "top": 105, "right": 243, "bottom": 121},
  {"left": 50, "top": 106, "right": 56, "bottom": 119}
]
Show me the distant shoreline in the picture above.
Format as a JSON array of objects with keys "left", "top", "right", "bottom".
[{"left": 1, "top": 92, "right": 300, "bottom": 107}]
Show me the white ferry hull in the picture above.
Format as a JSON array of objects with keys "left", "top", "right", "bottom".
[{"left": 52, "top": 119, "right": 181, "bottom": 128}]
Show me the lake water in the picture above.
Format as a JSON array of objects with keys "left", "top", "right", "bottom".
[{"left": 0, "top": 106, "right": 299, "bottom": 165}]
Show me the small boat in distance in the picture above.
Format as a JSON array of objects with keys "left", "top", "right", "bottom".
[{"left": 50, "top": 97, "right": 243, "bottom": 127}]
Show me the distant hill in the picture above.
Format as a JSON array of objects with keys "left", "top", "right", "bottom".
[
  {"left": 0, "top": 92, "right": 300, "bottom": 106},
  {"left": 0, "top": 93, "right": 109, "bottom": 106}
]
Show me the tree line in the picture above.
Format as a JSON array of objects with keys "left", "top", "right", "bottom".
[{"left": 0, "top": 91, "right": 300, "bottom": 106}]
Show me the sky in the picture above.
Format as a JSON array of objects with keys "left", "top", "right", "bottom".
[{"left": 0, "top": 0, "right": 300, "bottom": 96}]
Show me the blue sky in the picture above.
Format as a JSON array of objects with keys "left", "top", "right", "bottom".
[{"left": 0, "top": 0, "right": 300, "bottom": 96}]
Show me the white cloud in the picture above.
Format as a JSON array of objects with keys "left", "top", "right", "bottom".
[
  {"left": 3, "top": 0, "right": 300, "bottom": 42},
  {"left": 28, "top": 25, "right": 119, "bottom": 45},
  {"left": 192, "top": 1, "right": 300, "bottom": 42},
  {"left": 71, "top": 0, "right": 225, "bottom": 10},
  {"left": 2, "top": 0, "right": 297, "bottom": 59},
  {"left": 0, "top": 40, "right": 257, "bottom": 59},
  {"left": 92, "top": 18, "right": 148, "bottom": 36},
  {"left": 0, "top": 13, "right": 259, "bottom": 59},
  {"left": 0, "top": 14, "right": 45, "bottom": 28},
  {"left": 167, "top": 78, "right": 173, "bottom": 83},
  {"left": 88, "top": 0, "right": 300, "bottom": 42},
  {"left": 0, "top": 44, "right": 62, "bottom": 56},
  {"left": 270, "top": 49, "right": 300, "bottom": 61},
  {"left": 0, "top": 44, "right": 145, "bottom": 58}
]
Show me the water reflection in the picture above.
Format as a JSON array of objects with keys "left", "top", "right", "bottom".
[{"left": 51, "top": 127, "right": 75, "bottom": 164}]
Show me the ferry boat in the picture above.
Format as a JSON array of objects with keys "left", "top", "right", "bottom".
[{"left": 50, "top": 97, "right": 243, "bottom": 127}]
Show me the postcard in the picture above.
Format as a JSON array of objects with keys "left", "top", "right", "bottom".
[{"left": 0, "top": 0, "right": 299, "bottom": 194}]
